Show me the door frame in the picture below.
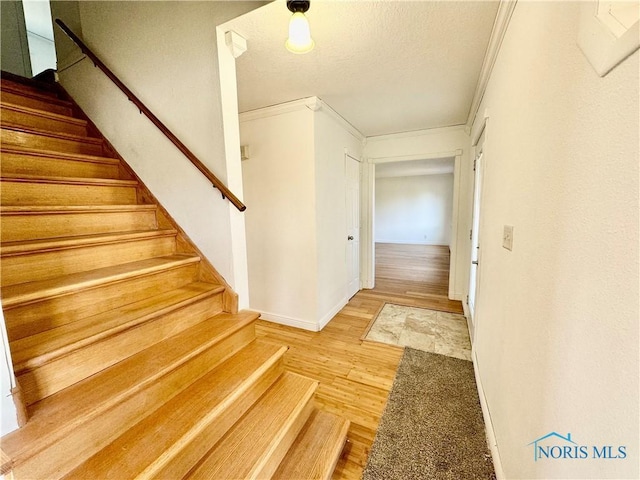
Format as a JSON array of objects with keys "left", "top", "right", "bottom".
[
  {"left": 345, "top": 152, "right": 361, "bottom": 298},
  {"left": 361, "top": 149, "right": 464, "bottom": 297},
  {"left": 467, "top": 115, "right": 489, "bottom": 343},
  {"left": 467, "top": 145, "right": 483, "bottom": 324}
]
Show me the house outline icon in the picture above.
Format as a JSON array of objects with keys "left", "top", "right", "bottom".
[{"left": 527, "top": 432, "right": 577, "bottom": 462}]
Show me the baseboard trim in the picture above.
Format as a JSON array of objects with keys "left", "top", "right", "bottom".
[
  {"left": 472, "top": 348, "right": 505, "bottom": 479},
  {"left": 318, "top": 295, "right": 348, "bottom": 331},
  {"left": 259, "top": 311, "right": 318, "bottom": 332},
  {"left": 375, "top": 240, "right": 450, "bottom": 246}
]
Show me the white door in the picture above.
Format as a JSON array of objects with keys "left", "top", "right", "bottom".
[
  {"left": 346, "top": 155, "right": 360, "bottom": 298},
  {"left": 468, "top": 136, "right": 484, "bottom": 320}
]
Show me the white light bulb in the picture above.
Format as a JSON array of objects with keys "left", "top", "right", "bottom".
[{"left": 286, "top": 12, "right": 314, "bottom": 54}]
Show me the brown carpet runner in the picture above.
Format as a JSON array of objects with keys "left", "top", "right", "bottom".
[{"left": 362, "top": 348, "right": 496, "bottom": 479}]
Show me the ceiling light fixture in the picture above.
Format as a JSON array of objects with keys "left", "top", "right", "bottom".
[{"left": 285, "top": 0, "right": 314, "bottom": 54}]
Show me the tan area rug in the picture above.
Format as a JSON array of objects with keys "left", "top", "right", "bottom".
[{"left": 365, "top": 304, "right": 472, "bottom": 361}]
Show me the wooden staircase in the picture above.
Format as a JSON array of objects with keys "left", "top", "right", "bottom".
[{"left": 0, "top": 75, "right": 349, "bottom": 480}]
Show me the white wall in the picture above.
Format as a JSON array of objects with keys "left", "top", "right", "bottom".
[
  {"left": 49, "top": 0, "right": 82, "bottom": 71},
  {"left": 364, "top": 126, "right": 471, "bottom": 299},
  {"left": 314, "top": 106, "right": 363, "bottom": 327},
  {"left": 23, "top": 0, "right": 56, "bottom": 76},
  {"left": 0, "top": 308, "right": 18, "bottom": 436},
  {"left": 55, "top": 1, "right": 264, "bottom": 303},
  {"left": 1, "top": 0, "right": 32, "bottom": 77},
  {"left": 375, "top": 173, "right": 453, "bottom": 246},
  {"left": 471, "top": 2, "right": 639, "bottom": 479},
  {"left": 240, "top": 106, "right": 318, "bottom": 329},
  {"left": 25, "top": 32, "right": 55, "bottom": 75},
  {"left": 240, "top": 98, "right": 363, "bottom": 331}
]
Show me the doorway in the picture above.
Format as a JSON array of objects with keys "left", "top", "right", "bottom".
[{"left": 370, "top": 157, "right": 461, "bottom": 311}]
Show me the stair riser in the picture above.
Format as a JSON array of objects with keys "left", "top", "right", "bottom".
[
  {"left": 4, "top": 263, "right": 198, "bottom": 341},
  {"left": 1, "top": 129, "right": 103, "bottom": 156},
  {"left": 1, "top": 80, "right": 62, "bottom": 102},
  {"left": 272, "top": 410, "right": 351, "bottom": 480},
  {"left": 1, "top": 209, "right": 158, "bottom": 243},
  {"left": 1, "top": 180, "right": 138, "bottom": 206},
  {"left": 153, "top": 359, "right": 284, "bottom": 480},
  {"left": 254, "top": 397, "right": 316, "bottom": 479},
  {"left": 0, "top": 152, "right": 120, "bottom": 179},
  {"left": 1, "top": 108, "right": 88, "bottom": 137},
  {"left": 10, "top": 285, "right": 222, "bottom": 370},
  {"left": 14, "top": 323, "right": 257, "bottom": 479},
  {"left": 1, "top": 91, "right": 73, "bottom": 116},
  {"left": 1, "top": 236, "right": 177, "bottom": 287},
  {"left": 188, "top": 374, "right": 318, "bottom": 480},
  {"left": 18, "top": 293, "right": 224, "bottom": 405}
]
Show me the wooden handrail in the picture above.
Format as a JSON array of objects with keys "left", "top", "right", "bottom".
[{"left": 55, "top": 19, "right": 246, "bottom": 212}]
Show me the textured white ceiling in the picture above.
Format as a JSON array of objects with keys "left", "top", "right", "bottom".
[{"left": 223, "top": 0, "right": 500, "bottom": 137}]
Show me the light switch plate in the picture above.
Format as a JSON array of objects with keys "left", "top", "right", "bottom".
[{"left": 503, "top": 225, "right": 514, "bottom": 251}]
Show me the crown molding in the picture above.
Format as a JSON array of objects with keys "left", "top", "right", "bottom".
[
  {"left": 239, "top": 97, "right": 316, "bottom": 122},
  {"left": 313, "top": 98, "right": 365, "bottom": 142},
  {"left": 369, "top": 150, "right": 461, "bottom": 164},
  {"left": 465, "top": 0, "right": 517, "bottom": 130},
  {"left": 366, "top": 124, "right": 468, "bottom": 143},
  {"left": 239, "top": 96, "right": 365, "bottom": 141}
]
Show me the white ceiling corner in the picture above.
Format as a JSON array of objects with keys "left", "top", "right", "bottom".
[{"left": 224, "top": 0, "right": 500, "bottom": 137}]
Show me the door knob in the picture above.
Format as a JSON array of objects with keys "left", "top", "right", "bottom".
[
  {"left": 472, "top": 260, "right": 478, "bottom": 265},
  {"left": 348, "top": 236, "right": 354, "bottom": 240}
]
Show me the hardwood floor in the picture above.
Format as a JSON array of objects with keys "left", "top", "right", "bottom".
[
  {"left": 370, "top": 243, "right": 463, "bottom": 314},
  {"left": 256, "top": 242, "right": 465, "bottom": 479},
  {"left": 256, "top": 299, "right": 403, "bottom": 480}
]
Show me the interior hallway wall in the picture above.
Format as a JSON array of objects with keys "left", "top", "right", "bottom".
[
  {"left": 375, "top": 173, "right": 453, "bottom": 245},
  {"left": 240, "top": 98, "right": 363, "bottom": 331},
  {"left": 240, "top": 106, "right": 318, "bottom": 329},
  {"left": 314, "top": 106, "right": 364, "bottom": 325},
  {"left": 54, "top": 1, "right": 265, "bottom": 304},
  {"left": 470, "top": 2, "right": 639, "bottom": 479},
  {"left": 1, "top": 0, "right": 32, "bottom": 77}
]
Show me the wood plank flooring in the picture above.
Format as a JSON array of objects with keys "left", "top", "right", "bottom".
[
  {"left": 369, "top": 243, "right": 463, "bottom": 313},
  {"left": 256, "top": 242, "right": 465, "bottom": 479}
]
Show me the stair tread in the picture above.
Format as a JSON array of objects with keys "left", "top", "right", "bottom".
[
  {"left": 1, "top": 204, "right": 157, "bottom": 214},
  {"left": 63, "top": 340, "right": 286, "bottom": 480},
  {"left": 273, "top": 409, "right": 350, "bottom": 480},
  {"left": 11, "top": 282, "right": 224, "bottom": 371},
  {"left": 0, "top": 449, "right": 12, "bottom": 477},
  {"left": 1, "top": 310, "right": 260, "bottom": 464},
  {"left": 1, "top": 81, "right": 71, "bottom": 105},
  {"left": 0, "top": 145, "right": 120, "bottom": 165},
  {"left": 1, "top": 254, "right": 200, "bottom": 308},
  {"left": 187, "top": 372, "right": 318, "bottom": 480},
  {"left": 1, "top": 90, "right": 73, "bottom": 117},
  {"left": 0, "top": 101, "right": 87, "bottom": 126},
  {"left": 1, "top": 229, "right": 177, "bottom": 256},
  {"left": 1, "top": 124, "right": 103, "bottom": 145},
  {"left": 0, "top": 172, "right": 137, "bottom": 187}
]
